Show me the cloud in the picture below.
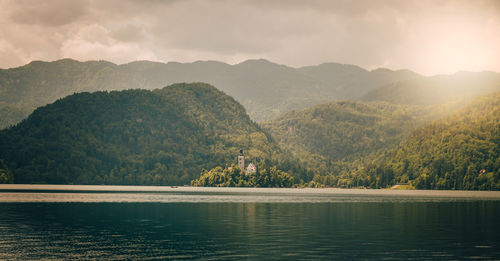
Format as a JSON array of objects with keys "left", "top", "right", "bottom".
[
  {"left": 111, "top": 24, "right": 148, "bottom": 43},
  {"left": 0, "top": 40, "right": 28, "bottom": 68},
  {"left": 0, "top": 0, "right": 499, "bottom": 74},
  {"left": 7, "top": 0, "right": 90, "bottom": 26},
  {"left": 60, "top": 24, "right": 158, "bottom": 63}
]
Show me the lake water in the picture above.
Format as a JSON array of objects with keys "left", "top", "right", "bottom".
[{"left": 0, "top": 185, "right": 499, "bottom": 260}]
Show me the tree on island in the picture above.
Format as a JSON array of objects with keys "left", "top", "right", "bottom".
[
  {"left": 0, "top": 160, "right": 14, "bottom": 184},
  {"left": 191, "top": 165, "right": 294, "bottom": 187}
]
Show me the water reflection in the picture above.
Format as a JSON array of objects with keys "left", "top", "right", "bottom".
[{"left": 0, "top": 201, "right": 499, "bottom": 260}]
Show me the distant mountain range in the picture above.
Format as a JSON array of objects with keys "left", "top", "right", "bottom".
[{"left": 4, "top": 58, "right": 498, "bottom": 129}]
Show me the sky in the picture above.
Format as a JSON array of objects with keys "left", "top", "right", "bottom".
[{"left": 0, "top": 0, "right": 499, "bottom": 75}]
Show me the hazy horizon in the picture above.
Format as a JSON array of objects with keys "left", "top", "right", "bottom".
[
  {"left": 4, "top": 57, "right": 500, "bottom": 78},
  {"left": 1, "top": 0, "right": 499, "bottom": 76}
]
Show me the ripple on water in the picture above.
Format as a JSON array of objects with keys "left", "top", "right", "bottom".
[{"left": 0, "top": 187, "right": 498, "bottom": 260}]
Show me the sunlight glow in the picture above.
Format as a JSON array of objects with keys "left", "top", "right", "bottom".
[{"left": 411, "top": 10, "right": 500, "bottom": 75}]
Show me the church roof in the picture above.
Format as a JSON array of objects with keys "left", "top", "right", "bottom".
[{"left": 246, "top": 162, "right": 256, "bottom": 172}]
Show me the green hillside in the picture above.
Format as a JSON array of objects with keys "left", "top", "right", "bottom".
[
  {"left": 0, "top": 58, "right": 421, "bottom": 128},
  {"left": 0, "top": 83, "right": 283, "bottom": 185},
  {"left": 262, "top": 101, "right": 435, "bottom": 176},
  {"left": 355, "top": 92, "right": 500, "bottom": 190}
]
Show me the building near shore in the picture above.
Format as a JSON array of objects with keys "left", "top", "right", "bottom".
[
  {"left": 238, "top": 149, "right": 245, "bottom": 171},
  {"left": 246, "top": 162, "right": 256, "bottom": 173},
  {"left": 238, "top": 149, "right": 256, "bottom": 173}
]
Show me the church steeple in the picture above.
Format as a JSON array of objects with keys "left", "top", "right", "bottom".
[{"left": 238, "top": 149, "right": 245, "bottom": 171}]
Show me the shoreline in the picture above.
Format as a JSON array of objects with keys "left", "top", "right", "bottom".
[{"left": 0, "top": 184, "right": 499, "bottom": 199}]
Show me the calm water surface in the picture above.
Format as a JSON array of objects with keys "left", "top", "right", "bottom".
[{"left": 0, "top": 185, "right": 499, "bottom": 260}]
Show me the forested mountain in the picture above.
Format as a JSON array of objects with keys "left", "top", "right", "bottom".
[
  {"left": 1, "top": 59, "right": 498, "bottom": 189},
  {"left": 362, "top": 71, "right": 500, "bottom": 105},
  {"left": 355, "top": 92, "right": 500, "bottom": 190},
  {"left": 0, "top": 81, "right": 498, "bottom": 189},
  {"left": 0, "top": 83, "right": 291, "bottom": 185},
  {"left": 0, "top": 58, "right": 421, "bottom": 128},
  {"left": 262, "top": 101, "right": 436, "bottom": 176},
  {"left": 264, "top": 92, "right": 500, "bottom": 190}
]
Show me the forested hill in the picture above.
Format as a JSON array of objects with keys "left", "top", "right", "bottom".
[
  {"left": 262, "top": 101, "right": 434, "bottom": 176},
  {"left": 263, "top": 93, "right": 499, "bottom": 190},
  {"left": 0, "top": 58, "right": 420, "bottom": 128},
  {"left": 356, "top": 92, "right": 500, "bottom": 190},
  {"left": 0, "top": 83, "right": 282, "bottom": 185}
]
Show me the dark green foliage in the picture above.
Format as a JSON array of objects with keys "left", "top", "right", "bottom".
[
  {"left": 0, "top": 83, "right": 282, "bottom": 185},
  {"left": 356, "top": 92, "right": 500, "bottom": 190},
  {"left": 191, "top": 165, "right": 294, "bottom": 188},
  {"left": 0, "top": 160, "right": 14, "bottom": 184}
]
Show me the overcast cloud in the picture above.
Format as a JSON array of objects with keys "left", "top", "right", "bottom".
[{"left": 0, "top": 0, "right": 499, "bottom": 75}]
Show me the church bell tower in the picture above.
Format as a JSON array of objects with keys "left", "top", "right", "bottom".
[{"left": 238, "top": 149, "right": 245, "bottom": 171}]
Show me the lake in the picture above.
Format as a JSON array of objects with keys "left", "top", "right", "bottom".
[{"left": 0, "top": 185, "right": 499, "bottom": 260}]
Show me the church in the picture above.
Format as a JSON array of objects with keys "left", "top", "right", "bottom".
[{"left": 238, "top": 149, "right": 256, "bottom": 173}]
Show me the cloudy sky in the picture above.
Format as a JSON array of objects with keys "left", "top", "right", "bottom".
[{"left": 0, "top": 0, "right": 499, "bottom": 75}]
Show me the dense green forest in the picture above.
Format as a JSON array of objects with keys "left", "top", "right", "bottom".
[
  {"left": 352, "top": 92, "right": 500, "bottom": 190},
  {"left": 0, "top": 58, "right": 427, "bottom": 128},
  {"left": 191, "top": 165, "right": 294, "bottom": 187},
  {"left": 263, "top": 101, "right": 439, "bottom": 176},
  {"left": 0, "top": 83, "right": 304, "bottom": 185},
  {"left": 263, "top": 94, "right": 500, "bottom": 190}
]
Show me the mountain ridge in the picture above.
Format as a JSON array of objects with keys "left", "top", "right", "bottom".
[
  {"left": 2, "top": 58, "right": 499, "bottom": 130},
  {"left": 0, "top": 58, "right": 424, "bottom": 128}
]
